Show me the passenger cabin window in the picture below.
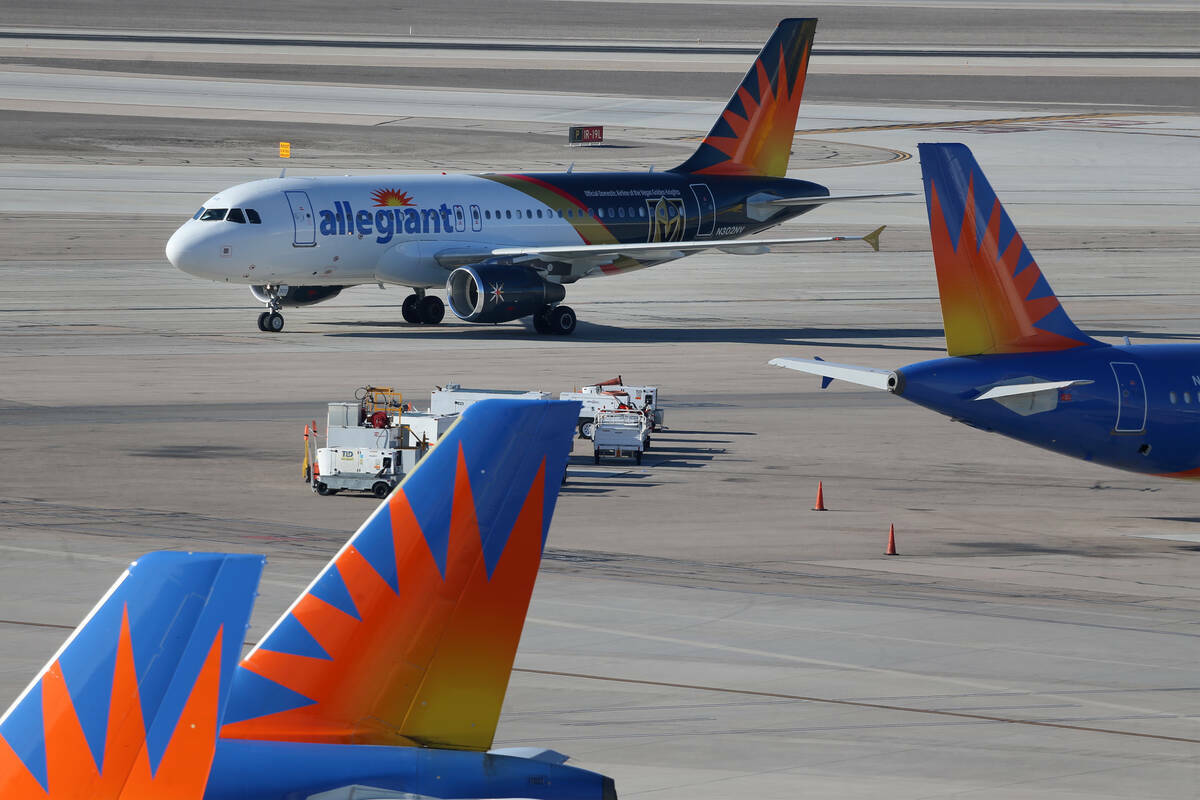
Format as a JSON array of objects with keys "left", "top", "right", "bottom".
[
  {"left": 485, "top": 209, "right": 492, "bottom": 219},
  {"left": 1170, "top": 391, "right": 1178, "bottom": 404},
  {"left": 639, "top": 207, "right": 647, "bottom": 218},
  {"left": 1186, "top": 393, "right": 1193, "bottom": 404},
  {"left": 199, "top": 208, "right": 228, "bottom": 221},
  {"left": 227, "top": 208, "right": 246, "bottom": 224},
  {"left": 536, "top": 209, "right": 543, "bottom": 218},
  {"left": 505, "top": 209, "right": 512, "bottom": 219},
  {"left": 245, "top": 208, "right": 262, "bottom": 224}
]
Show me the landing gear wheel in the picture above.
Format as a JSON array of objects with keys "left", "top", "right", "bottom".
[
  {"left": 266, "top": 311, "right": 285, "bottom": 332},
  {"left": 579, "top": 421, "right": 596, "bottom": 439},
  {"left": 256, "top": 311, "right": 270, "bottom": 331},
  {"left": 371, "top": 481, "right": 391, "bottom": 499},
  {"left": 401, "top": 294, "right": 421, "bottom": 324},
  {"left": 418, "top": 295, "right": 445, "bottom": 325},
  {"left": 548, "top": 305, "right": 576, "bottom": 336},
  {"left": 532, "top": 311, "right": 552, "bottom": 335}
]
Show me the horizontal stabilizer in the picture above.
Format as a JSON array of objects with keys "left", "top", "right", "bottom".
[
  {"left": 489, "top": 747, "right": 571, "bottom": 765},
  {"left": 769, "top": 357, "right": 893, "bottom": 390},
  {"left": 767, "top": 192, "right": 916, "bottom": 206},
  {"left": 973, "top": 379, "right": 1092, "bottom": 401}
]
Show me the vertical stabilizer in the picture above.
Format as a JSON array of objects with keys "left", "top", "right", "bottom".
[
  {"left": 672, "top": 18, "right": 816, "bottom": 177},
  {"left": 0, "top": 552, "right": 263, "bottom": 799},
  {"left": 223, "top": 398, "right": 579, "bottom": 751},
  {"left": 919, "top": 142, "right": 1098, "bottom": 356}
]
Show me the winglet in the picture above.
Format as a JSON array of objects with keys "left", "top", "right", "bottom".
[
  {"left": 223, "top": 399, "right": 580, "bottom": 751},
  {"left": 813, "top": 355, "right": 833, "bottom": 389},
  {"left": 863, "top": 225, "right": 885, "bottom": 253},
  {"left": 0, "top": 552, "right": 263, "bottom": 799}
]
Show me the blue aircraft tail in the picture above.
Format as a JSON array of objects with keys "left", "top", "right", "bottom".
[
  {"left": 919, "top": 142, "right": 1099, "bottom": 356},
  {"left": 223, "top": 398, "right": 580, "bottom": 751},
  {"left": 0, "top": 551, "right": 263, "bottom": 798}
]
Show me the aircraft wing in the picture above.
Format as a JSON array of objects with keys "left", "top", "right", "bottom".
[
  {"left": 973, "top": 380, "right": 1092, "bottom": 401},
  {"left": 435, "top": 226, "right": 885, "bottom": 269},
  {"left": 766, "top": 193, "right": 916, "bottom": 206},
  {"left": 769, "top": 357, "right": 893, "bottom": 390}
]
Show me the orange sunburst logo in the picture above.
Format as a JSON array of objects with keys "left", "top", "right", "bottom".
[
  {"left": 929, "top": 177, "right": 1083, "bottom": 356},
  {"left": 222, "top": 444, "right": 546, "bottom": 751},
  {"left": 370, "top": 188, "right": 416, "bottom": 207},
  {"left": 0, "top": 608, "right": 224, "bottom": 799},
  {"left": 697, "top": 42, "right": 809, "bottom": 177}
]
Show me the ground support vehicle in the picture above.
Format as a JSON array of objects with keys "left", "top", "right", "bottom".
[
  {"left": 430, "top": 384, "right": 551, "bottom": 416},
  {"left": 312, "top": 389, "right": 455, "bottom": 497},
  {"left": 592, "top": 410, "right": 650, "bottom": 464}
]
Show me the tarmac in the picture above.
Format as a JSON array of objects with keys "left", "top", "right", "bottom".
[{"left": 2, "top": 2, "right": 1200, "bottom": 798}]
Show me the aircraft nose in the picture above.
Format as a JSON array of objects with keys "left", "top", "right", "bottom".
[{"left": 166, "top": 223, "right": 214, "bottom": 278}]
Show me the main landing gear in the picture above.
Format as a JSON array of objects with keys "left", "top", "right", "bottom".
[
  {"left": 532, "top": 305, "right": 577, "bottom": 336},
  {"left": 401, "top": 290, "right": 445, "bottom": 325},
  {"left": 255, "top": 285, "right": 285, "bottom": 332}
]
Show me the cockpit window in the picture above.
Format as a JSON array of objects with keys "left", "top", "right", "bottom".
[
  {"left": 199, "top": 208, "right": 228, "bottom": 221},
  {"left": 245, "top": 208, "right": 262, "bottom": 224},
  {"left": 227, "top": 208, "right": 246, "bottom": 224},
  {"left": 192, "top": 207, "right": 205, "bottom": 220}
]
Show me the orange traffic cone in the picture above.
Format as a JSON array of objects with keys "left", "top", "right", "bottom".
[
  {"left": 885, "top": 524, "right": 898, "bottom": 555},
  {"left": 812, "top": 481, "right": 826, "bottom": 511}
]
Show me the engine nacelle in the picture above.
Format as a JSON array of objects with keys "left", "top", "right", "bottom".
[
  {"left": 251, "top": 285, "right": 343, "bottom": 307},
  {"left": 446, "top": 264, "right": 566, "bottom": 324}
]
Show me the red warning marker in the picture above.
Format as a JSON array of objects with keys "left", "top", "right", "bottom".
[
  {"left": 885, "top": 524, "right": 898, "bottom": 555},
  {"left": 813, "top": 481, "right": 826, "bottom": 511}
]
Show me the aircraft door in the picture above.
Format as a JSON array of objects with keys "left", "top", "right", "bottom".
[
  {"left": 689, "top": 183, "right": 716, "bottom": 237},
  {"left": 284, "top": 190, "right": 316, "bottom": 247},
  {"left": 469, "top": 204, "right": 482, "bottom": 231},
  {"left": 453, "top": 204, "right": 467, "bottom": 232},
  {"left": 1110, "top": 361, "right": 1147, "bottom": 433}
]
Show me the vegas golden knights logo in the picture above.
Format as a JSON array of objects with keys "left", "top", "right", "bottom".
[{"left": 646, "top": 197, "right": 686, "bottom": 242}]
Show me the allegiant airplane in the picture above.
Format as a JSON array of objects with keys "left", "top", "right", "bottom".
[
  {"left": 771, "top": 143, "right": 1200, "bottom": 479},
  {"left": 0, "top": 399, "right": 621, "bottom": 799},
  {"left": 165, "top": 19, "right": 893, "bottom": 335}
]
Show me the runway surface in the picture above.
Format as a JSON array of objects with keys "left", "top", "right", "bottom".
[{"left": 2, "top": 2, "right": 1200, "bottom": 798}]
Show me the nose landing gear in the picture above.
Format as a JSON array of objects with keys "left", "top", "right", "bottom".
[{"left": 255, "top": 285, "right": 286, "bottom": 332}]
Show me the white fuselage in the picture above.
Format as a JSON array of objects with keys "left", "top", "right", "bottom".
[{"left": 166, "top": 174, "right": 656, "bottom": 290}]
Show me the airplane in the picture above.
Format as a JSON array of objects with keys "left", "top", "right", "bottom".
[
  {"left": 771, "top": 142, "right": 1200, "bottom": 479},
  {"left": 1, "top": 398, "right": 621, "bottom": 799},
  {"left": 165, "top": 18, "right": 894, "bottom": 335}
]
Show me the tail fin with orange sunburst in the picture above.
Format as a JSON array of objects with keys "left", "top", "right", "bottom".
[
  {"left": 672, "top": 18, "right": 816, "bottom": 177},
  {"left": 221, "top": 398, "right": 580, "bottom": 751},
  {"left": 0, "top": 552, "right": 263, "bottom": 799},
  {"left": 919, "top": 143, "right": 1099, "bottom": 356}
]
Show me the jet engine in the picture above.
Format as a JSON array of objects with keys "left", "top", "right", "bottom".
[
  {"left": 446, "top": 264, "right": 565, "bottom": 324},
  {"left": 250, "top": 285, "right": 343, "bottom": 307}
]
